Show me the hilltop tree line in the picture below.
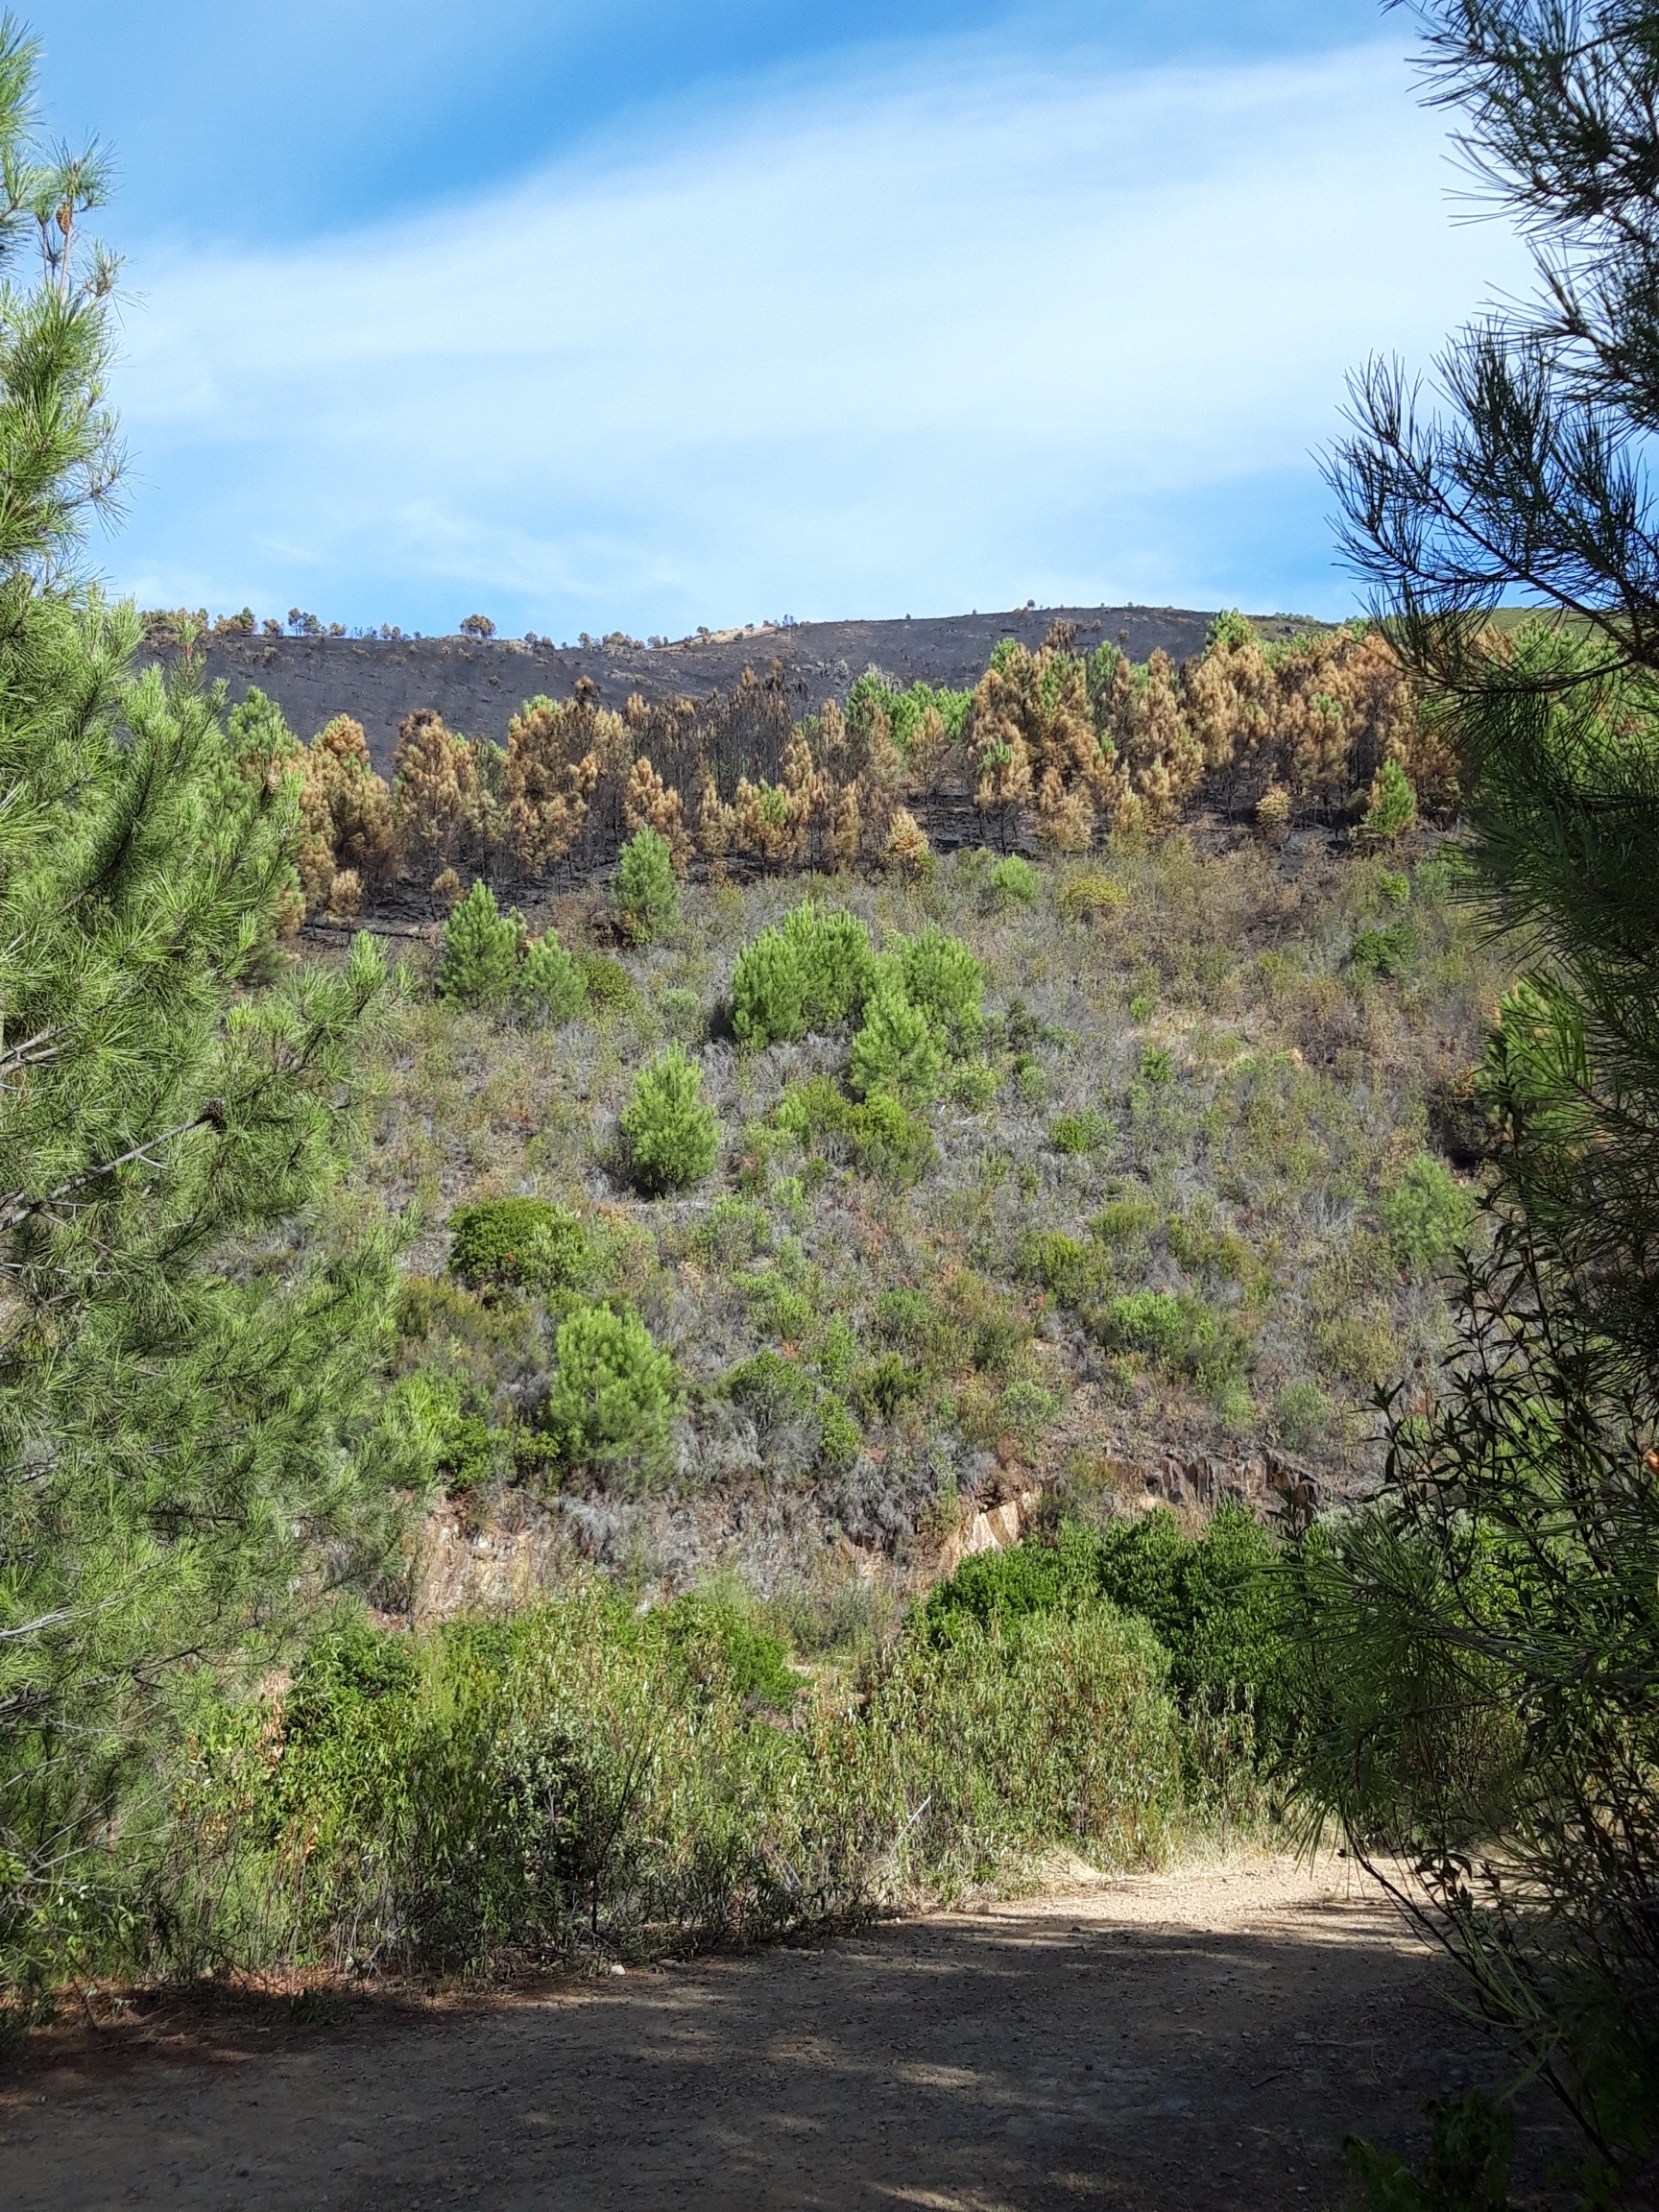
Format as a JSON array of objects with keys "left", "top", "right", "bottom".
[{"left": 247, "top": 616, "right": 1450, "bottom": 925}]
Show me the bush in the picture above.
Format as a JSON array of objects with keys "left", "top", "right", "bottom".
[
  {"left": 574, "top": 950, "right": 642, "bottom": 1016},
  {"left": 1057, "top": 868, "right": 1128, "bottom": 924},
  {"left": 949, "top": 1059, "right": 998, "bottom": 1112},
  {"left": 658, "top": 985, "right": 704, "bottom": 1040},
  {"left": 1351, "top": 918, "right": 1418, "bottom": 979},
  {"left": 816, "top": 1395, "right": 861, "bottom": 1470},
  {"left": 774, "top": 1076, "right": 936, "bottom": 1187},
  {"left": 538, "top": 1302, "right": 677, "bottom": 1477},
  {"left": 1276, "top": 1378, "right": 1332, "bottom": 1453},
  {"left": 615, "top": 828, "right": 679, "bottom": 945},
  {"left": 849, "top": 972, "right": 946, "bottom": 1105},
  {"left": 731, "top": 903, "right": 877, "bottom": 1046},
  {"left": 1048, "top": 1110, "right": 1103, "bottom": 1154},
  {"left": 990, "top": 854, "right": 1039, "bottom": 906},
  {"left": 895, "top": 926, "right": 985, "bottom": 1052},
  {"left": 1099, "top": 1289, "right": 1246, "bottom": 1386},
  {"left": 519, "top": 932, "right": 587, "bottom": 1023},
  {"left": 620, "top": 1046, "right": 720, "bottom": 1194},
  {"left": 438, "top": 880, "right": 521, "bottom": 1010},
  {"left": 1381, "top": 1152, "right": 1476, "bottom": 1274},
  {"left": 656, "top": 1591, "right": 798, "bottom": 1711},
  {"left": 724, "top": 1349, "right": 817, "bottom": 1433},
  {"left": 447, "top": 1197, "right": 593, "bottom": 1296}
]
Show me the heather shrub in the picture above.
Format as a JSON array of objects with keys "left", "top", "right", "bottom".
[
  {"left": 731, "top": 902, "right": 876, "bottom": 1046},
  {"left": 724, "top": 1349, "right": 817, "bottom": 1434},
  {"left": 447, "top": 1198, "right": 593, "bottom": 1297},
  {"left": 1276, "top": 1378, "right": 1332, "bottom": 1453},
  {"left": 1381, "top": 1152, "right": 1476, "bottom": 1275},
  {"left": 990, "top": 854, "right": 1039, "bottom": 906},
  {"left": 848, "top": 970, "right": 946, "bottom": 1106},
  {"left": 1351, "top": 918, "right": 1418, "bottom": 980},
  {"left": 774, "top": 1076, "right": 936, "bottom": 1186},
  {"left": 949, "top": 1059, "right": 998, "bottom": 1112},
  {"left": 519, "top": 932, "right": 587, "bottom": 1023},
  {"left": 1056, "top": 868, "right": 1127, "bottom": 923},
  {"left": 574, "top": 950, "right": 642, "bottom": 1016},
  {"left": 439, "top": 880, "right": 521, "bottom": 1010},
  {"left": 537, "top": 1302, "right": 677, "bottom": 1479},
  {"left": 620, "top": 1046, "right": 720, "bottom": 1194},
  {"left": 658, "top": 985, "right": 704, "bottom": 1040},
  {"left": 615, "top": 827, "right": 679, "bottom": 945}
]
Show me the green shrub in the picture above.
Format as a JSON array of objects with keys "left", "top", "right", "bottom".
[
  {"left": 439, "top": 880, "right": 522, "bottom": 1010},
  {"left": 1377, "top": 867, "right": 1410, "bottom": 908},
  {"left": 1015, "top": 1229, "right": 1112, "bottom": 1315},
  {"left": 731, "top": 902, "right": 876, "bottom": 1046},
  {"left": 724, "top": 1349, "right": 817, "bottom": 1431},
  {"left": 1049, "top": 1109, "right": 1103, "bottom": 1154},
  {"left": 1127, "top": 989, "right": 1156, "bottom": 1022},
  {"left": 1092, "top": 1194, "right": 1161, "bottom": 1246},
  {"left": 1012, "top": 1053, "right": 1047, "bottom": 1106},
  {"left": 990, "top": 854, "right": 1039, "bottom": 906},
  {"left": 574, "top": 950, "right": 643, "bottom": 1015},
  {"left": 1099, "top": 1289, "right": 1246, "bottom": 1385},
  {"left": 855, "top": 1351, "right": 924, "bottom": 1422},
  {"left": 658, "top": 985, "right": 704, "bottom": 1040},
  {"left": 998, "top": 1377, "right": 1064, "bottom": 1446},
  {"left": 1139, "top": 1043, "right": 1173, "bottom": 1085},
  {"left": 448, "top": 1197, "right": 593, "bottom": 1295},
  {"left": 1276, "top": 1378, "right": 1333, "bottom": 1453},
  {"left": 774, "top": 1076, "right": 936, "bottom": 1187},
  {"left": 656, "top": 1591, "right": 798, "bottom": 1710},
  {"left": 816, "top": 1395, "right": 861, "bottom": 1469},
  {"left": 895, "top": 926, "right": 985, "bottom": 1052},
  {"left": 615, "top": 828, "right": 679, "bottom": 945},
  {"left": 1057, "top": 868, "right": 1127, "bottom": 924},
  {"left": 692, "top": 1194, "right": 772, "bottom": 1265},
  {"left": 1381, "top": 1151, "right": 1477, "bottom": 1274},
  {"left": 538, "top": 1302, "right": 677, "bottom": 1477},
  {"left": 519, "top": 932, "right": 587, "bottom": 1022},
  {"left": 849, "top": 972, "right": 946, "bottom": 1105},
  {"left": 1344, "top": 2091, "right": 1513, "bottom": 2212},
  {"left": 1351, "top": 919, "right": 1418, "bottom": 979},
  {"left": 949, "top": 1059, "right": 998, "bottom": 1112},
  {"left": 620, "top": 1046, "right": 720, "bottom": 1194}
]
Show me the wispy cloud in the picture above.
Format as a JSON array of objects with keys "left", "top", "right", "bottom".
[{"left": 108, "top": 32, "right": 1531, "bottom": 632}]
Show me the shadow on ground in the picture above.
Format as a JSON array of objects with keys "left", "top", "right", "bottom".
[{"left": 0, "top": 1860, "right": 1569, "bottom": 2212}]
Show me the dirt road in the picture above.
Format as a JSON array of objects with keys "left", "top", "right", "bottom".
[{"left": 1, "top": 1857, "right": 1565, "bottom": 2211}]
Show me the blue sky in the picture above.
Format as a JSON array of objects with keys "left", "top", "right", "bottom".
[{"left": 39, "top": 2, "right": 1529, "bottom": 636}]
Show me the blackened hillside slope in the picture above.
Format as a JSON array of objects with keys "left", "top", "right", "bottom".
[{"left": 152, "top": 603, "right": 1322, "bottom": 775}]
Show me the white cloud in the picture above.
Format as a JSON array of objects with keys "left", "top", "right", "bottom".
[{"left": 109, "top": 34, "right": 1534, "bottom": 628}]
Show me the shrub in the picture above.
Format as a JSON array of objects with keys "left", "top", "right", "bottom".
[
  {"left": 949, "top": 1059, "right": 998, "bottom": 1112},
  {"left": 620, "top": 1046, "right": 720, "bottom": 1195},
  {"left": 574, "top": 950, "right": 642, "bottom": 1016},
  {"left": 1015, "top": 1229, "right": 1112, "bottom": 1315},
  {"left": 1381, "top": 1152, "right": 1476, "bottom": 1274},
  {"left": 438, "top": 880, "right": 521, "bottom": 1010},
  {"left": 519, "top": 932, "right": 587, "bottom": 1022},
  {"left": 855, "top": 1351, "right": 924, "bottom": 1421},
  {"left": 448, "top": 1197, "right": 593, "bottom": 1296},
  {"left": 615, "top": 827, "right": 679, "bottom": 945},
  {"left": 1362, "top": 757, "right": 1418, "bottom": 841},
  {"left": 990, "top": 854, "right": 1039, "bottom": 906},
  {"left": 895, "top": 926, "right": 985, "bottom": 1052},
  {"left": 1099, "top": 1289, "right": 1246, "bottom": 1385},
  {"left": 731, "top": 902, "right": 876, "bottom": 1046},
  {"left": 1048, "top": 1110, "right": 1102, "bottom": 1155},
  {"left": 538, "top": 1302, "right": 677, "bottom": 1477},
  {"left": 658, "top": 985, "right": 704, "bottom": 1040},
  {"left": 724, "top": 1349, "right": 816, "bottom": 1432},
  {"left": 1276, "top": 1378, "right": 1332, "bottom": 1453},
  {"left": 849, "top": 972, "right": 946, "bottom": 1106},
  {"left": 656, "top": 1591, "right": 798, "bottom": 1710},
  {"left": 1056, "top": 868, "right": 1127, "bottom": 924},
  {"left": 998, "top": 1377, "right": 1064, "bottom": 1447},
  {"left": 1351, "top": 919, "right": 1418, "bottom": 979},
  {"left": 1139, "top": 1044, "right": 1174, "bottom": 1085},
  {"left": 774, "top": 1077, "right": 936, "bottom": 1186},
  {"left": 816, "top": 1395, "right": 861, "bottom": 1470}
]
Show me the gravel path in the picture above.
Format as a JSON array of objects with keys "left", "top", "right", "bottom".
[{"left": 0, "top": 1855, "right": 1567, "bottom": 2211}]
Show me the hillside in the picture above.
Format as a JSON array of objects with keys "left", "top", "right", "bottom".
[{"left": 148, "top": 602, "right": 1327, "bottom": 777}]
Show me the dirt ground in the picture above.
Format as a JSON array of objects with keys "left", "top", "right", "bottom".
[{"left": 0, "top": 1855, "right": 1569, "bottom": 2212}]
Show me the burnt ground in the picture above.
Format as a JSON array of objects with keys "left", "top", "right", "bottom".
[
  {"left": 0, "top": 1857, "right": 1568, "bottom": 2212},
  {"left": 147, "top": 603, "right": 1327, "bottom": 777}
]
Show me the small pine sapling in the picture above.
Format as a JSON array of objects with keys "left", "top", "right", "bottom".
[
  {"left": 615, "top": 826, "right": 680, "bottom": 945},
  {"left": 438, "top": 879, "right": 521, "bottom": 1010},
  {"left": 620, "top": 1045, "right": 720, "bottom": 1193}
]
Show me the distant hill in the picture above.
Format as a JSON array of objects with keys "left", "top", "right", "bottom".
[{"left": 149, "top": 603, "right": 1328, "bottom": 777}]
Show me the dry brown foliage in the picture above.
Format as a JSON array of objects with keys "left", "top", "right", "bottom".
[{"left": 501, "top": 689, "right": 608, "bottom": 876}]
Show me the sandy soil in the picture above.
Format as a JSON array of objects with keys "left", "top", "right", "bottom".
[{"left": 0, "top": 1854, "right": 1567, "bottom": 2212}]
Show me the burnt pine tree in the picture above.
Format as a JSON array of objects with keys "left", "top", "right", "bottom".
[
  {"left": 0, "top": 19, "right": 408, "bottom": 1994},
  {"left": 1288, "top": 1, "right": 1659, "bottom": 2190}
]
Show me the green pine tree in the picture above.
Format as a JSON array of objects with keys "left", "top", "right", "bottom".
[
  {"left": 0, "top": 25, "right": 406, "bottom": 1993},
  {"left": 438, "top": 878, "right": 521, "bottom": 1009}
]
